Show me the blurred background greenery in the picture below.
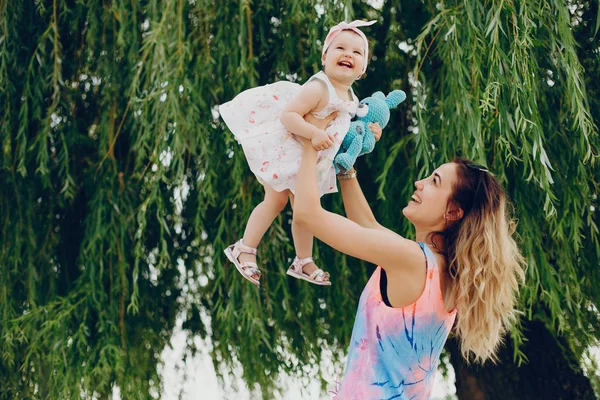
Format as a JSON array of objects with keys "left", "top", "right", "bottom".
[{"left": 1, "top": 0, "right": 599, "bottom": 399}]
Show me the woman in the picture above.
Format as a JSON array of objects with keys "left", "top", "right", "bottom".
[{"left": 294, "top": 114, "right": 526, "bottom": 399}]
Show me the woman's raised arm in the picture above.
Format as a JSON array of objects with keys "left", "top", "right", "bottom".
[
  {"left": 293, "top": 139, "right": 423, "bottom": 272},
  {"left": 303, "top": 113, "right": 392, "bottom": 232}
]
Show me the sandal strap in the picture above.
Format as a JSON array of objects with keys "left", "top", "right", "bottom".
[
  {"left": 240, "top": 261, "right": 260, "bottom": 277},
  {"left": 231, "top": 239, "right": 257, "bottom": 259},
  {"left": 295, "top": 256, "right": 314, "bottom": 268},
  {"left": 290, "top": 256, "right": 314, "bottom": 274},
  {"left": 290, "top": 257, "right": 330, "bottom": 282},
  {"left": 309, "top": 268, "right": 329, "bottom": 281}
]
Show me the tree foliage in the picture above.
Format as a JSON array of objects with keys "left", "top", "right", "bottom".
[{"left": 1, "top": 0, "right": 598, "bottom": 399}]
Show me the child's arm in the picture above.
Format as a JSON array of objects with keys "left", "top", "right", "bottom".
[{"left": 280, "top": 80, "right": 335, "bottom": 150}]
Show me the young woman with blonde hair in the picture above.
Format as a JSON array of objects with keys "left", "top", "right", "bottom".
[{"left": 293, "top": 114, "right": 526, "bottom": 399}]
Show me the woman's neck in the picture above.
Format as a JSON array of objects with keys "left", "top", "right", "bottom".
[{"left": 415, "top": 229, "right": 446, "bottom": 252}]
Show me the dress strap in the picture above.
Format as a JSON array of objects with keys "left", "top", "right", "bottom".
[
  {"left": 348, "top": 86, "right": 359, "bottom": 117},
  {"left": 417, "top": 242, "right": 433, "bottom": 278},
  {"left": 305, "top": 71, "right": 338, "bottom": 103},
  {"left": 417, "top": 241, "right": 455, "bottom": 315}
]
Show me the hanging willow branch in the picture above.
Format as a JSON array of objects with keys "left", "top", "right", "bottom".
[{"left": 0, "top": 1, "right": 598, "bottom": 399}]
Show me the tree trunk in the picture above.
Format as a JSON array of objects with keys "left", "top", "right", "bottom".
[{"left": 447, "top": 319, "right": 596, "bottom": 400}]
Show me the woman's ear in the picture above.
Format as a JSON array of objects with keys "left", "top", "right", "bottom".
[{"left": 445, "top": 204, "right": 464, "bottom": 222}]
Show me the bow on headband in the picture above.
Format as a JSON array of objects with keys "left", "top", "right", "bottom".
[{"left": 322, "top": 20, "right": 377, "bottom": 74}]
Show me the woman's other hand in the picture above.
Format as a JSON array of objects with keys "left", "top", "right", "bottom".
[
  {"left": 368, "top": 122, "right": 383, "bottom": 142},
  {"left": 304, "top": 111, "right": 339, "bottom": 131}
]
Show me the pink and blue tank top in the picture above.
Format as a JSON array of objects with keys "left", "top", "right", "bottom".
[{"left": 334, "top": 242, "right": 457, "bottom": 400}]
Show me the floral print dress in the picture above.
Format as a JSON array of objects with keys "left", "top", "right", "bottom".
[{"left": 219, "top": 71, "right": 358, "bottom": 196}]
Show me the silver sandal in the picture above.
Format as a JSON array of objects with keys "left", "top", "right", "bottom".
[
  {"left": 286, "top": 256, "right": 331, "bottom": 286},
  {"left": 224, "top": 239, "right": 261, "bottom": 286}
]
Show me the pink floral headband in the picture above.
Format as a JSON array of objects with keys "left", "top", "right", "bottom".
[{"left": 322, "top": 20, "right": 377, "bottom": 74}]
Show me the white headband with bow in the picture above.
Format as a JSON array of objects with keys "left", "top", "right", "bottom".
[{"left": 322, "top": 20, "right": 377, "bottom": 74}]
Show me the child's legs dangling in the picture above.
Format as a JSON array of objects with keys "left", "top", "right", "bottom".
[
  {"left": 238, "top": 184, "right": 289, "bottom": 269},
  {"left": 289, "top": 194, "right": 328, "bottom": 281}
]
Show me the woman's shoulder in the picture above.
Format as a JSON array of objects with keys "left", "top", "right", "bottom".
[
  {"left": 379, "top": 240, "right": 428, "bottom": 309},
  {"left": 418, "top": 242, "right": 456, "bottom": 312},
  {"left": 379, "top": 237, "right": 427, "bottom": 276}
]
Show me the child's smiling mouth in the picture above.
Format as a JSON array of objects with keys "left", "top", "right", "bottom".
[{"left": 338, "top": 60, "right": 354, "bottom": 68}]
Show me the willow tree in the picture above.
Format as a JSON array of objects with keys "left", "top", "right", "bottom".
[{"left": 1, "top": 1, "right": 598, "bottom": 399}]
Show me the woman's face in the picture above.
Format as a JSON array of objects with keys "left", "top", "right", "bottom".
[
  {"left": 321, "top": 30, "right": 365, "bottom": 84},
  {"left": 402, "top": 163, "right": 460, "bottom": 231}
]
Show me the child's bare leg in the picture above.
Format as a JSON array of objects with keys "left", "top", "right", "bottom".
[
  {"left": 289, "top": 194, "right": 328, "bottom": 280},
  {"left": 237, "top": 185, "right": 289, "bottom": 273}
]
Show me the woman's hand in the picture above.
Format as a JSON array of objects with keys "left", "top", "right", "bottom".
[
  {"left": 303, "top": 112, "right": 382, "bottom": 143},
  {"left": 368, "top": 122, "right": 383, "bottom": 142},
  {"left": 304, "top": 111, "right": 339, "bottom": 131}
]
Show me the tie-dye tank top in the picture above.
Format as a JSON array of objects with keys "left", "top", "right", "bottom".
[{"left": 334, "top": 242, "right": 457, "bottom": 400}]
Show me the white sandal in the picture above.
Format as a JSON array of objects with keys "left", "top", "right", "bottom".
[
  {"left": 286, "top": 256, "right": 331, "bottom": 286},
  {"left": 224, "top": 239, "right": 261, "bottom": 286}
]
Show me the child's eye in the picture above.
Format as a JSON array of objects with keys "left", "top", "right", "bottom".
[
  {"left": 337, "top": 46, "right": 344, "bottom": 49},
  {"left": 354, "top": 51, "right": 362, "bottom": 55}
]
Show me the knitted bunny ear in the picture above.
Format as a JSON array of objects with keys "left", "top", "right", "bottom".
[
  {"left": 372, "top": 91, "right": 386, "bottom": 100},
  {"left": 385, "top": 90, "right": 407, "bottom": 109}
]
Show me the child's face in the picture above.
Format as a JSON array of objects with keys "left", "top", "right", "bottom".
[{"left": 322, "top": 30, "right": 366, "bottom": 84}]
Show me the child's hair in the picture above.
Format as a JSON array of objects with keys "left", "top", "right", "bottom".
[{"left": 433, "top": 158, "right": 526, "bottom": 364}]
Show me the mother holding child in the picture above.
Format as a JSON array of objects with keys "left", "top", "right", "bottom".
[
  {"left": 221, "top": 19, "right": 526, "bottom": 400},
  {"left": 296, "top": 109, "right": 525, "bottom": 398}
]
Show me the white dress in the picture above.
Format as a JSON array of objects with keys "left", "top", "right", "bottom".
[{"left": 219, "top": 71, "right": 358, "bottom": 196}]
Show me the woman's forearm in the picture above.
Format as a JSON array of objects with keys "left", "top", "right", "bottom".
[
  {"left": 339, "top": 170, "right": 379, "bottom": 228},
  {"left": 294, "top": 144, "right": 321, "bottom": 224}
]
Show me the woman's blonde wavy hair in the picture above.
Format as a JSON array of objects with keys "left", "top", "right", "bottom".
[{"left": 433, "top": 158, "right": 526, "bottom": 364}]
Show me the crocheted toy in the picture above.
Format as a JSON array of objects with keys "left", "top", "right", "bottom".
[{"left": 334, "top": 90, "right": 406, "bottom": 173}]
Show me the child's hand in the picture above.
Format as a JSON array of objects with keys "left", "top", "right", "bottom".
[
  {"left": 368, "top": 122, "right": 383, "bottom": 142},
  {"left": 311, "top": 129, "right": 335, "bottom": 151},
  {"left": 303, "top": 111, "right": 338, "bottom": 151}
]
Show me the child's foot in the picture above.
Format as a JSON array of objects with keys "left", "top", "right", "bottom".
[
  {"left": 299, "top": 260, "right": 329, "bottom": 282},
  {"left": 287, "top": 256, "right": 331, "bottom": 286},
  {"left": 238, "top": 252, "right": 260, "bottom": 280},
  {"left": 224, "top": 240, "right": 261, "bottom": 286}
]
